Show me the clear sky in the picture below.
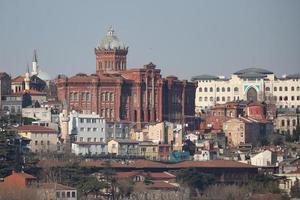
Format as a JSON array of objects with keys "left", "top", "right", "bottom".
[{"left": 0, "top": 0, "right": 299, "bottom": 80}]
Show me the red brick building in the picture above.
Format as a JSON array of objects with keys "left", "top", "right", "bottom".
[{"left": 56, "top": 28, "right": 195, "bottom": 127}]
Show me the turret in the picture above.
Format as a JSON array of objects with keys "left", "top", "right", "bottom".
[
  {"left": 31, "top": 49, "right": 39, "bottom": 76},
  {"left": 24, "top": 64, "right": 30, "bottom": 90}
]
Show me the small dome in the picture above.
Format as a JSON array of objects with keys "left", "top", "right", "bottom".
[
  {"left": 37, "top": 70, "right": 51, "bottom": 81},
  {"left": 99, "top": 27, "right": 125, "bottom": 49}
]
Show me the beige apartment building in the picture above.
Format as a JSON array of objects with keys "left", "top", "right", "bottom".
[{"left": 17, "top": 125, "right": 58, "bottom": 153}]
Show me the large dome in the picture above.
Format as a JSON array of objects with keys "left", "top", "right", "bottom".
[
  {"left": 99, "top": 27, "right": 125, "bottom": 49},
  {"left": 234, "top": 68, "right": 273, "bottom": 75}
]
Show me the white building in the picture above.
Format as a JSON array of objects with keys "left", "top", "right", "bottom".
[
  {"left": 192, "top": 68, "right": 300, "bottom": 113},
  {"left": 250, "top": 150, "right": 277, "bottom": 166},
  {"left": 69, "top": 111, "right": 107, "bottom": 155}
]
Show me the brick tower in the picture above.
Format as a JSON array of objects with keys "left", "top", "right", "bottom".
[{"left": 95, "top": 27, "right": 128, "bottom": 74}]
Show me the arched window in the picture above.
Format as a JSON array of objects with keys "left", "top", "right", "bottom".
[
  {"left": 74, "top": 93, "right": 78, "bottom": 101},
  {"left": 216, "top": 97, "right": 220, "bottom": 101},
  {"left": 297, "top": 86, "right": 300, "bottom": 91},
  {"left": 284, "top": 96, "right": 288, "bottom": 101},
  {"left": 227, "top": 87, "right": 230, "bottom": 92},
  {"left": 279, "top": 96, "right": 283, "bottom": 101},
  {"left": 199, "top": 97, "right": 202, "bottom": 101},
  {"left": 227, "top": 96, "right": 230, "bottom": 101},
  {"left": 105, "top": 92, "right": 109, "bottom": 101},
  {"left": 279, "top": 87, "right": 282, "bottom": 91},
  {"left": 274, "top": 87, "right": 277, "bottom": 91},
  {"left": 216, "top": 87, "right": 220, "bottom": 92},
  {"left": 265, "top": 87, "right": 270, "bottom": 92},
  {"left": 210, "top": 97, "right": 213, "bottom": 101},
  {"left": 110, "top": 93, "right": 114, "bottom": 101},
  {"left": 222, "top": 97, "right": 225, "bottom": 101},
  {"left": 199, "top": 88, "right": 202, "bottom": 92},
  {"left": 281, "top": 120, "right": 285, "bottom": 127},
  {"left": 292, "top": 119, "right": 296, "bottom": 126},
  {"left": 222, "top": 87, "right": 225, "bottom": 92},
  {"left": 204, "top": 87, "right": 208, "bottom": 92},
  {"left": 234, "top": 87, "right": 239, "bottom": 92},
  {"left": 291, "top": 86, "right": 295, "bottom": 91},
  {"left": 204, "top": 97, "right": 208, "bottom": 101},
  {"left": 210, "top": 87, "right": 213, "bottom": 92},
  {"left": 285, "top": 86, "right": 288, "bottom": 91},
  {"left": 101, "top": 93, "right": 105, "bottom": 101},
  {"left": 86, "top": 93, "right": 90, "bottom": 101}
]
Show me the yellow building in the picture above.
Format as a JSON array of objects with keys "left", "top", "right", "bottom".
[
  {"left": 139, "top": 141, "right": 159, "bottom": 160},
  {"left": 17, "top": 125, "right": 58, "bottom": 154},
  {"left": 107, "top": 139, "right": 139, "bottom": 156}
]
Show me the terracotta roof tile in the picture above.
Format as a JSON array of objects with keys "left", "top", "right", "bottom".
[
  {"left": 17, "top": 125, "right": 56, "bottom": 133},
  {"left": 12, "top": 76, "right": 24, "bottom": 83}
]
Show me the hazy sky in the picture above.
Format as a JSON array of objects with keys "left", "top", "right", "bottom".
[{"left": 0, "top": 0, "right": 299, "bottom": 80}]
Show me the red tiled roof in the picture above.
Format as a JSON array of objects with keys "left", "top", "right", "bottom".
[
  {"left": 17, "top": 125, "right": 56, "bottom": 133},
  {"left": 38, "top": 159, "right": 257, "bottom": 170},
  {"left": 40, "top": 183, "right": 76, "bottom": 190},
  {"left": 10, "top": 171, "right": 37, "bottom": 179},
  {"left": 147, "top": 181, "right": 178, "bottom": 190},
  {"left": 12, "top": 76, "right": 24, "bottom": 83},
  {"left": 24, "top": 89, "right": 46, "bottom": 95},
  {"left": 150, "top": 172, "right": 176, "bottom": 180}
]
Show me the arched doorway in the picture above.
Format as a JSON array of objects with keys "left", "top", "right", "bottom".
[{"left": 247, "top": 87, "right": 258, "bottom": 102}]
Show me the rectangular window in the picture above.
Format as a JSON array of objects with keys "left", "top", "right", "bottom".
[
  {"left": 93, "top": 128, "right": 97, "bottom": 132},
  {"left": 72, "top": 191, "right": 76, "bottom": 197},
  {"left": 80, "top": 137, "right": 83, "bottom": 142},
  {"left": 87, "top": 138, "right": 91, "bottom": 142},
  {"left": 87, "top": 118, "right": 91, "bottom": 123},
  {"left": 92, "top": 119, "right": 96, "bottom": 123},
  {"left": 56, "top": 192, "right": 60, "bottom": 198},
  {"left": 80, "top": 118, "right": 84, "bottom": 123},
  {"left": 87, "top": 128, "right": 91, "bottom": 132},
  {"left": 62, "top": 192, "right": 65, "bottom": 198},
  {"left": 80, "top": 127, "right": 84, "bottom": 131},
  {"left": 67, "top": 192, "right": 70, "bottom": 198},
  {"left": 47, "top": 141, "right": 50, "bottom": 145}
]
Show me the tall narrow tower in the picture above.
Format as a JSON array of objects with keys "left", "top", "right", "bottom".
[
  {"left": 95, "top": 27, "right": 128, "bottom": 74},
  {"left": 24, "top": 64, "right": 30, "bottom": 90},
  {"left": 31, "top": 49, "right": 39, "bottom": 76}
]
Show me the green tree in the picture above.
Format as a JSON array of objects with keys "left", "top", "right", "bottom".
[
  {"left": 291, "top": 179, "right": 300, "bottom": 198},
  {"left": 77, "top": 176, "right": 106, "bottom": 200},
  {"left": 177, "top": 168, "right": 215, "bottom": 191},
  {"left": 0, "top": 129, "right": 22, "bottom": 177}
]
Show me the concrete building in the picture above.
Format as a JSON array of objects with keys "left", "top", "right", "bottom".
[
  {"left": 274, "top": 110, "right": 300, "bottom": 135},
  {"left": 223, "top": 117, "right": 273, "bottom": 147},
  {"left": 39, "top": 183, "right": 77, "bottom": 200},
  {"left": 69, "top": 111, "right": 107, "bottom": 155},
  {"left": 17, "top": 125, "right": 58, "bottom": 154},
  {"left": 106, "top": 121, "right": 131, "bottom": 140},
  {"left": 107, "top": 139, "right": 139, "bottom": 156},
  {"left": 192, "top": 68, "right": 300, "bottom": 113},
  {"left": 250, "top": 150, "right": 277, "bottom": 166},
  {"left": 22, "top": 106, "right": 52, "bottom": 122},
  {"left": 139, "top": 141, "right": 159, "bottom": 160},
  {"left": 146, "top": 122, "right": 183, "bottom": 151}
]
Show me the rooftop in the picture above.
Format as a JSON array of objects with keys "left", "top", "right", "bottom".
[{"left": 17, "top": 125, "right": 56, "bottom": 133}]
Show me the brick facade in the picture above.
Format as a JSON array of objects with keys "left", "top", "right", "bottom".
[{"left": 56, "top": 29, "right": 195, "bottom": 128}]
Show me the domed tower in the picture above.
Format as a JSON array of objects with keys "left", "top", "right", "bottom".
[{"left": 95, "top": 27, "right": 128, "bottom": 74}]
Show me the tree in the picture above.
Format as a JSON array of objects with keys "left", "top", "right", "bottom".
[
  {"left": 291, "top": 179, "right": 300, "bottom": 198},
  {"left": 0, "top": 129, "right": 22, "bottom": 177},
  {"left": 176, "top": 168, "right": 215, "bottom": 196},
  {"left": 77, "top": 176, "right": 106, "bottom": 200}
]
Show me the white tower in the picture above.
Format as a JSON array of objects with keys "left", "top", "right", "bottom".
[
  {"left": 24, "top": 64, "right": 30, "bottom": 90},
  {"left": 31, "top": 49, "right": 39, "bottom": 76}
]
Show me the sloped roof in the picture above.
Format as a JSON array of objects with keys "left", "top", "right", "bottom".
[
  {"left": 40, "top": 183, "right": 76, "bottom": 190},
  {"left": 17, "top": 125, "right": 56, "bottom": 133},
  {"left": 191, "top": 74, "right": 219, "bottom": 81}
]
